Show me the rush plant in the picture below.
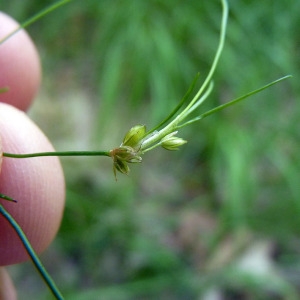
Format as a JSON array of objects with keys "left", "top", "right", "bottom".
[{"left": 0, "top": 0, "right": 291, "bottom": 299}]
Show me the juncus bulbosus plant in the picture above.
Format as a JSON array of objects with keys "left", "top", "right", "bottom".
[{"left": 0, "top": 0, "right": 291, "bottom": 298}]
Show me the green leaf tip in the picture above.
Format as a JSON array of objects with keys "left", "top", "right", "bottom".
[{"left": 0, "top": 194, "right": 17, "bottom": 203}]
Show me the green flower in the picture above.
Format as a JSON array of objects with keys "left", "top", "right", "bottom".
[
  {"left": 161, "top": 132, "right": 187, "bottom": 151},
  {"left": 110, "top": 146, "right": 142, "bottom": 163},
  {"left": 121, "top": 125, "right": 146, "bottom": 149},
  {"left": 109, "top": 145, "right": 142, "bottom": 179}
]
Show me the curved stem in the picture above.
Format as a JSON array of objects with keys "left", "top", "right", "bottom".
[
  {"left": 146, "top": 73, "right": 200, "bottom": 136},
  {"left": 0, "top": 205, "right": 64, "bottom": 300},
  {"left": 0, "top": 194, "right": 17, "bottom": 203},
  {"left": 179, "top": 0, "right": 228, "bottom": 118},
  {"left": 3, "top": 151, "right": 110, "bottom": 159},
  {"left": 0, "top": 0, "right": 72, "bottom": 46},
  {"left": 140, "top": 0, "right": 228, "bottom": 151},
  {"left": 178, "top": 81, "right": 214, "bottom": 122},
  {"left": 178, "top": 75, "right": 292, "bottom": 127},
  {"left": 0, "top": 87, "right": 9, "bottom": 94}
]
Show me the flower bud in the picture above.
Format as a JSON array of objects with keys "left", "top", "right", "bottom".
[
  {"left": 161, "top": 132, "right": 187, "bottom": 151},
  {"left": 113, "top": 159, "right": 130, "bottom": 176},
  {"left": 122, "top": 125, "right": 146, "bottom": 149},
  {"left": 110, "top": 146, "right": 142, "bottom": 163},
  {"left": 110, "top": 145, "right": 142, "bottom": 179}
]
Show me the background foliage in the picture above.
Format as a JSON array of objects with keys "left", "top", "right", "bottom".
[{"left": 2, "top": 0, "right": 299, "bottom": 299}]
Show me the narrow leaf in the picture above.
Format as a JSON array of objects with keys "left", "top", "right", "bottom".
[
  {"left": 179, "top": 75, "right": 292, "bottom": 127},
  {"left": 147, "top": 73, "right": 200, "bottom": 135},
  {"left": 0, "top": 0, "right": 72, "bottom": 45}
]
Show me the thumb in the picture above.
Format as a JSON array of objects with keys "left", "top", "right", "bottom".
[
  {"left": 0, "top": 103, "right": 65, "bottom": 265},
  {"left": 0, "top": 267, "right": 17, "bottom": 300}
]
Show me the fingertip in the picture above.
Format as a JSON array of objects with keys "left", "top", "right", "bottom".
[
  {"left": 0, "top": 267, "right": 17, "bottom": 300},
  {"left": 0, "top": 103, "right": 65, "bottom": 265},
  {"left": 0, "top": 12, "right": 41, "bottom": 111}
]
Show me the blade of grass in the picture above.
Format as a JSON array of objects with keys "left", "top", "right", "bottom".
[
  {"left": 0, "top": 194, "right": 17, "bottom": 203},
  {"left": 0, "top": 0, "right": 72, "bottom": 45},
  {"left": 146, "top": 73, "right": 200, "bottom": 135},
  {"left": 179, "top": 75, "right": 292, "bottom": 127},
  {"left": 3, "top": 150, "right": 110, "bottom": 159},
  {"left": 0, "top": 204, "right": 64, "bottom": 299},
  {"left": 0, "top": 87, "right": 9, "bottom": 94}
]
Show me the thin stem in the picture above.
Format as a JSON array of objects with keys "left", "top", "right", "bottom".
[
  {"left": 179, "top": 81, "right": 214, "bottom": 121},
  {"left": 0, "top": 205, "right": 64, "bottom": 300},
  {"left": 142, "top": 141, "right": 163, "bottom": 153},
  {"left": 199, "top": 75, "right": 293, "bottom": 119},
  {"left": 0, "top": 0, "right": 72, "bottom": 45},
  {"left": 181, "top": 75, "right": 292, "bottom": 127},
  {"left": 3, "top": 151, "right": 110, "bottom": 159},
  {"left": 146, "top": 73, "right": 200, "bottom": 136},
  {"left": 179, "top": 0, "right": 228, "bottom": 119},
  {"left": 0, "top": 87, "right": 9, "bottom": 94},
  {"left": 0, "top": 194, "right": 17, "bottom": 203}
]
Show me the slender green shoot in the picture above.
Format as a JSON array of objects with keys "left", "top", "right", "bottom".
[
  {"left": 146, "top": 73, "right": 200, "bottom": 135},
  {"left": 178, "top": 75, "right": 292, "bottom": 128},
  {"left": 0, "top": 87, "right": 9, "bottom": 94},
  {"left": 0, "top": 0, "right": 72, "bottom": 46},
  {"left": 179, "top": 0, "right": 228, "bottom": 117},
  {"left": 0, "top": 194, "right": 17, "bottom": 203},
  {"left": 3, "top": 150, "right": 110, "bottom": 159},
  {"left": 0, "top": 204, "right": 64, "bottom": 300},
  {"left": 138, "top": 0, "right": 229, "bottom": 151}
]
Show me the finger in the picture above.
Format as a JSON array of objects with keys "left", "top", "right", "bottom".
[
  {"left": 0, "top": 12, "right": 41, "bottom": 111},
  {"left": 0, "top": 103, "right": 65, "bottom": 265},
  {"left": 0, "top": 267, "right": 17, "bottom": 300}
]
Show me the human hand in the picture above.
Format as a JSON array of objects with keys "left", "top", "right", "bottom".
[{"left": 0, "top": 11, "right": 65, "bottom": 299}]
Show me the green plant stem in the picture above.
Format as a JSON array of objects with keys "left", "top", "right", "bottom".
[
  {"left": 179, "top": 75, "right": 292, "bottom": 127},
  {"left": 179, "top": 0, "right": 228, "bottom": 118},
  {"left": 140, "top": 0, "right": 228, "bottom": 152},
  {"left": 0, "top": 194, "right": 17, "bottom": 203},
  {"left": 3, "top": 151, "right": 110, "bottom": 159},
  {"left": 0, "top": 0, "right": 72, "bottom": 45},
  {"left": 0, "top": 204, "right": 64, "bottom": 300},
  {"left": 146, "top": 73, "right": 200, "bottom": 135},
  {"left": 0, "top": 87, "right": 9, "bottom": 94}
]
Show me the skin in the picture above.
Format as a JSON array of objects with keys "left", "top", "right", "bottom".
[
  {"left": 0, "top": 12, "right": 41, "bottom": 111},
  {"left": 0, "top": 12, "right": 65, "bottom": 299}
]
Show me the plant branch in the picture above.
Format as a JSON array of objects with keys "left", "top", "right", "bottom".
[
  {"left": 0, "top": 0, "right": 72, "bottom": 46},
  {"left": 0, "top": 205, "right": 64, "bottom": 299},
  {"left": 3, "top": 151, "right": 110, "bottom": 159},
  {"left": 181, "top": 75, "right": 292, "bottom": 127},
  {"left": 0, "top": 194, "right": 17, "bottom": 203}
]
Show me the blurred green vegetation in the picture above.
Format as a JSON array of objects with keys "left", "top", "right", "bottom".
[{"left": 2, "top": 0, "right": 300, "bottom": 299}]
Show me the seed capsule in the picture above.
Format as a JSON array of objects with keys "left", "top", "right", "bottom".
[
  {"left": 122, "top": 125, "right": 146, "bottom": 149},
  {"left": 161, "top": 132, "right": 187, "bottom": 151}
]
